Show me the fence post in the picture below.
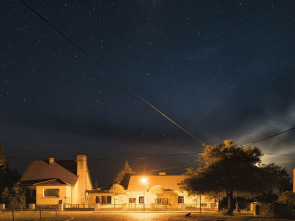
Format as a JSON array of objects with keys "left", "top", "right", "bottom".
[
  {"left": 40, "top": 208, "right": 42, "bottom": 221},
  {"left": 11, "top": 209, "right": 14, "bottom": 221}
]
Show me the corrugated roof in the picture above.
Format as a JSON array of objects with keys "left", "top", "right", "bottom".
[
  {"left": 20, "top": 160, "right": 78, "bottom": 186},
  {"left": 127, "top": 175, "right": 185, "bottom": 191}
]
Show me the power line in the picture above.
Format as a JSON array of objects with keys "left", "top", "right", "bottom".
[
  {"left": 4, "top": 126, "right": 295, "bottom": 161},
  {"left": 146, "top": 164, "right": 196, "bottom": 173},
  {"left": 5, "top": 152, "right": 201, "bottom": 161},
  {"left": 241, "top": 126, "right": 295, "bottom": 146},
  {"left": 18, "top": 0, "right": 205, "bottom": 144},
  {"left": 5, "top": 150, "right": 295, "bottom": 162}
]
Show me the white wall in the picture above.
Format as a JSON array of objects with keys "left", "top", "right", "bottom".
[{"left": 36, "top": 185, "right": 68, "bottom": 205}]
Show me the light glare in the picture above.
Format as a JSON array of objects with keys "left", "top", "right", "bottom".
[{"left": 141, "top": 178, "right": 147, "bottom": 184}]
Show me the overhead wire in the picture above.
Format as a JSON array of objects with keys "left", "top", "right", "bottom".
[
  {"left": 240, "top": 126, "right": 295, "bottom": 146},
  {"left": 18, "top": 0, "right": 205, "bottom": 144}
]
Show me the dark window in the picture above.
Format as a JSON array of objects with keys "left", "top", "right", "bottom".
[
  {"left": 107, "top": 196, "right": 112, "bottom": 204},
  {"left": 101, "top": 196, "right": 107, "bottom": 204},
  {"left": 101, "top": 196, "right": 112, "bottom": 204},
  {"left": 157, "top": 198, "right": 168, "bottom": 205},
  {"left": 95, "top": 196, "right": 100, "bottom": 203},
  {"left": 129, "top": 198, "right": 136, "bottom": 203},
  {"left": 44, "top": 189, "right": 59, "bottom": 197},
  {"left": 162, "top": 198, "right": 168, "bottom": 205},
  {"left": 32, "top": 190, "right": 36, "bottom": 198},
  {"left": 178, "top": 196, "right": 184, "bottom": 203},
  {"left": 139, "top": 196, "right": 144, "bottom": 204},
  {"left": 156, "top": 198, "right": 162, "bottom": 204}
]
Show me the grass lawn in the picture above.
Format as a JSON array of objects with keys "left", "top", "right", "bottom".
[{"left": 0, "top": 211, "right": 71, "bottom": 221}]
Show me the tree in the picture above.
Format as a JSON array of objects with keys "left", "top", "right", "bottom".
[
  {"left": 263, "top": 163, "right": 292, "bottom": 192},
  {"left": 278, "top": 191, "right": 295, "bottom": 210},
  {"left": 0, "top": 147, "right": 20, "bottom": 203},
  {"left": 150, "top": 185, "right": 164, "bottom": 204},
  {"left": 109, "top": 184, "right": 125, "bottom": 207},
  {"left": 180, "top": 140, "right": 289, "bottom": 215},
  {"left": 1, "top": 183, "right": 26, "bottom": 209},
  {"left": 113, "top": 161, "right": 133, "bottom": 185},
  {"left": 0, "top": 187, "right": 9, "bottom": 204},
  {"left": 150, "top": 185, "right": 164, "bottom": 196},
  {"left": 0, "top": 147, "right": 5, "bottom": 168},
  {"left": 93, "top": 180, "right": 100, "bottom": 189}
]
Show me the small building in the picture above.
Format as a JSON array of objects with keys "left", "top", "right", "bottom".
[
  {"left": 20, "top": 155, "right": 92, "bottom": 206},
  {"left": 88, "top": 172, "right": 217, "bottom": 210}
]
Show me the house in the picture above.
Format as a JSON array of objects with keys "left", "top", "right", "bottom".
[
  {"left": 20, "top": 155, "right": 92, "bottom": 206},
  {"left": 88, "top": 172, "right": 217, "bottom": 210}
]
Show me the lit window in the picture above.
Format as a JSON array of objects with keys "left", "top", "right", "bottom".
[
  {"left": 44, "top": 189, "right": 59, "bottom": 197},
  {"left": 129, "top": 198, "right": 136, "bottom": 203}
]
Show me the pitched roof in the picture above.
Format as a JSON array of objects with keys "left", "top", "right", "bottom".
[
  {"left": 127, "top": 175, "right": 185, "bottom": 191},
  {"left": 20, "top": 160, "right": 78, "bottom": 186},
  {"left": 120, "top": 173, "right": 133, "bottom": 189}
]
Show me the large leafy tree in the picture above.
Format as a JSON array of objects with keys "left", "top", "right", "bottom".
[
  {"left": 113, "top": 161, "right": 133, "bottom": 185},
  {"left": 180, "top": 140, "right": 289, "bottom": 215}
]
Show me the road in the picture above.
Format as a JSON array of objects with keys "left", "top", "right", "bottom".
[
  {"left": 66, "top": 212, "right": 194, "bottom": 221},
  {"left": 64, "top": 211, "right": 295, "bottom": 221}
]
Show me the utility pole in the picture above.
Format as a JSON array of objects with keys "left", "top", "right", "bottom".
[{"left": 200, "top": 195, "right": 201, "bottom": 213}]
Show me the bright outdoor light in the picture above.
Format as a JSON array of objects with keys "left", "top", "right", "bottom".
[{"left": 141, "top": 178, "right": 147, "bottom": 184}]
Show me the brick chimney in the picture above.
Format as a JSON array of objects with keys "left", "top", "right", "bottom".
[
  {"left": 77, "top": 155, "right": 87, "bottom": 204},
  {"left": 49, "top": 158, "right": 54, "bottom": 165}
]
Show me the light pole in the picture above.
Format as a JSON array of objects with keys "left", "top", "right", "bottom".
[{"left": 141, "top": 178, "right": 148, "bottom": 211}]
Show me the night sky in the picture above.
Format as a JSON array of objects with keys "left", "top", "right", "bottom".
[{"left": 1, "top": 0, "right": 295, "bottom": 188}]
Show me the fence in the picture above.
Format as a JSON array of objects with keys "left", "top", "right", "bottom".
[
  {"left": 0, "top": 204, "right": 62, "bottom": 221},
  {"left": 0, "top": 202, "right": 217, "bottom": 212},
  {"left": 0, "top": 204, "right": 59, "bottom": 211},
  {"left": 64, "top": 203, "right": 217, "bottom": 211}
]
